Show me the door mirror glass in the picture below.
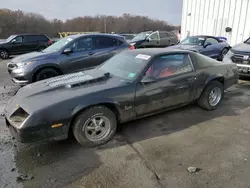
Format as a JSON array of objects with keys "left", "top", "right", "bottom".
[
  {"left": 141, "top": 75, "right": 156, "bottom": 83},
  {"left": 204, "top": 42, "right": 212, "bottom": 48},
  {"left": 63, "top": 48, "right": 72, "bottom": 54},
  {"left": 11, "top": 39, "right": 16, "bottom": 43},
  {"left": 146, "top": 37, "right": 152, "bottom": 42}
]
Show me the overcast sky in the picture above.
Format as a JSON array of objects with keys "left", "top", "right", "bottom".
[{"left": 1, "top": 0, "right": 183, "bottom": 25}]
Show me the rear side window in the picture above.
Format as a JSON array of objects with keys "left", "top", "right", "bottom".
[
  {"left": 159, "top": 32, "right": 168, "bottom": 39},
  {"left": 24, "top": 35, "right": 48, "bottom": 42},
  {"left": 95, "top": 37, "right": 118, "bottom": 49},
  {"left": 166, "top": 32, "right": 176, "bottom": 37}
]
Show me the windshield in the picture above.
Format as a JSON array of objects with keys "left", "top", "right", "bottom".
[
  {"left": 180, "top": 36, "right": 206, "bottom": 46},
  {"left": 245, "top": 37, "right": 250, "bottom": 44},
  {"left": 131, "top": 31, "right": 152, "bottom": 42},
  {"left": 99, "top": 52, "right": 151, "bottom": 81},
  {"left": 6, "top": 35, "right": 16, "bottom": 42},
  {"left": 43, "top": 37, "right": 74, "bottom": 52}
]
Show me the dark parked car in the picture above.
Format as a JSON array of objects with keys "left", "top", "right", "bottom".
[
  {"left": 4, "top": 48, "right": 238, "bottom": 147},
  {"left": 0, "top": 34, "right": 52, "bottom": 59},
  {"left": 169, "top": 35, "right": 231, "bottom": 60},
  {"left": 223, "top": 36, "right": 250, "bottom": 76},
  {"left": 119, "top": 33, "right": 137, "bottom": 43},
  {"left": 130, "top": 31, "right": 178, "bottom": 49},
  {"left": 7, "top": 33, "right": 132, "bottom": 85}
]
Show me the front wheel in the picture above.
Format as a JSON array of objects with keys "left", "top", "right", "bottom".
[
  {"left": 72, "top": 106, "right": 117, "bottom": 147},
  {"left": 197, "top": 80, "right": 224, "bottom": 110},
  {"left": 218, "top": 48, "right": 229, "bottom": 61},
  {"left": 35, "top": 68, "right": 60, "bottom": 82}
]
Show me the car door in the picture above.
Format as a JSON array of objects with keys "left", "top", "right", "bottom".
[
  {"left": 23, "top": 35, "right": 39, "bottom": 52},
  {"left": 8, "top": 36, "right": 25, "bottom": 54},
  {"left": 135, "top": 53, "right": 196, "bottom": 116},
  {"left": 159, "top": 32, "right": 169, "bottom": 47},
  {"left": 60, "top": 36, "right": 96, "bottom": 73},
  {"left": 92, "top": 36, "right": 120, "bottom": 66},
  {"left": 200, "top": 37, "right": 220, "bottom": 58},
  {"left": 144, "top": 31, "right": 160, "bottom": 48}
]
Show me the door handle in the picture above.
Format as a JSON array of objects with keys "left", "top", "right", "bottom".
[
  {"left": 187, "top": 77, "right": 196, "bottom": 82},
  {"left": 88, "top": 52, "right": 95, "bottom": 56}
]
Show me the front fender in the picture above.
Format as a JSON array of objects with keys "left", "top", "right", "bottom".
[{"left": 71, "top": 98, "right": 122, "bottom": 118}]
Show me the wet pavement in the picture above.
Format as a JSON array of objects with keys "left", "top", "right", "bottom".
[{"left": 1, "top": 58, "right": 250, "bottom": 187}]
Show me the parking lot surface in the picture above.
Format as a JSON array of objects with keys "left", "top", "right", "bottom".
[{"left": 1, "top": 58, "right": 250, "bottom": 188}]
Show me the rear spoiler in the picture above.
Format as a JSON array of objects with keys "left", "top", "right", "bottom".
[{"left": 216, "top": 36, "right": 227, "bottom": 42}]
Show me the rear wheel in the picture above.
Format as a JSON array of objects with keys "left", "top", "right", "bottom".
[
  {"left": 0, "top": 49, "right": 9, "bottom": 59},
  {"left": 72, "top": 106, "right": 117, "bottom": 147},
  {"left": 35, "top": 68, "right": 60, "bottom": 82},
  {"left": 197, "top": 80, "right": 224, "bottom": 110}
]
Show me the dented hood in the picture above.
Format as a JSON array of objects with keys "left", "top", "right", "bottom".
[{"left": 6, "top": 69, "right": 123, "bottom": 114}]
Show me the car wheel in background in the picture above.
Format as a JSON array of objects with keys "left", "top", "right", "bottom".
[
  {"left": 0, "top": 49, "right": 9, "bottom": 59},
  {"left": 35, "top": 68, "right": 60, "bottom": 82},
  {"left": 218, "top": 48, "right": 229, "bottom": 61},
  {"left": 72, "top": 106, "right": 117, "bottom": 147},
  {"left": 38, "top": 47, "right": 45, "bottom": 51},
  {"left": 197, "top": 80, "right": 224, "bottom": 110}
]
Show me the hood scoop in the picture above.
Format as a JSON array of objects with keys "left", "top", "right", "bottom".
[{"left": 45, "top": 71, "right": 108, "bottom": 88}]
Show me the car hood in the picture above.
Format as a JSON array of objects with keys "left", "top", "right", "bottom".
[
  {"left": 6, "top": 69, "right": 125, "bottom": 114},
  {"left": 232, "top": 43, "right": 250, "bottom": 53},
  {"left": 168, "top": 44, "right": 201, "bottom": 51},
  {"left": 11, "top": 51, "right": 57, "bottom": 63}
]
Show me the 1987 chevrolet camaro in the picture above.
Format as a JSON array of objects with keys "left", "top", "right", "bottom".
[{"left": 4, "top": 48, "right": 238, "bottom": 147}]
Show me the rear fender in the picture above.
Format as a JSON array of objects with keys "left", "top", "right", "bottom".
[{"left": 196, "top": 74, "right": 224, "bottom": 99}]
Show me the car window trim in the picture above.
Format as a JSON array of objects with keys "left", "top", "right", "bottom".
[
  {"left": 139, "top": 53, "right": 195, "bottom": 82},
  {"left": 148, "top": 31, "right": 159, "bottom": 40}
]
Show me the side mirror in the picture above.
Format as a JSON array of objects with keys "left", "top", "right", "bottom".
[
  {"left": 146, "top": 37, "right": 152, "bottom": 42},
  {"left": 141, "top": 76, "right": 156, "bottom": 84},
  {"left": 63, "top": 48, "right": 72, "bottom": 54},
  {"left": 204, "top": 42, "right": 212, "bottom": 48},
  {"left": 11, "top": 39, "right": 16, "bottom": 44}
]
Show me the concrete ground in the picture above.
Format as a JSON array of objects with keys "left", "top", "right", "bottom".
[{"left": 1, "top": 58, "right": 250, "bottom": 188}]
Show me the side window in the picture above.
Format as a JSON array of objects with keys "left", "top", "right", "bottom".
[
  {"left": 166, "top": 32, "right": 176, "bottom": 38},
  {"left": 95, "top": 37, "right": 118, "bottom": 49},
  {"left": 75, "top": 37, "right": 94, "bottom": 51},
  {"left": 145, "top": 54, "right": 193, "bottom": 79},
  {"left": 36, "top": 35, "right": 48, "bottom": 41},
  {"left": 205, "top": 38, "right": 218, "bottom": 45},
  {"left": 13, "top": 36, "right": 23, "bottom": 43},
  {"left": 24, "top": 36, "right": 37, "bottom": 42},
  {"left": 149, "top": 32, "right": 159, "bottom": 40},
  {"left": 159, "top": 32, "right": 168, "bottom": 39}
]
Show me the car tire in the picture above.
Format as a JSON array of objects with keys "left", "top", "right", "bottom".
[
  {"left": 197, "top": 80, "right": 224, "bottom": 110},
  {"left": 0, "top": 49, "right": 9, "bottom": 59},
  {"left": 35, "top": 68, "right": 60, "bottom": 82},
  {"left": 72, "top": 106, "right": 117, "bottom": 147},
  {"left": 218, "top": 48, "right": 229, "bottom": 61}
]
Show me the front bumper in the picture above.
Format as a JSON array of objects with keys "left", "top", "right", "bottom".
[
  {"left": 7, "top": 64, "right": 33, "bottom": 86},
  {"left": 5, "top": 116, "right": 68, "bottom": 143},
  {"left": 236, "top": 64, "right": 250, "bottom": 76}
]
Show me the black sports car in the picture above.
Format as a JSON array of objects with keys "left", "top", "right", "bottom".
[{"left": 4, "top": 48, "right": 238, "bottom": 147}]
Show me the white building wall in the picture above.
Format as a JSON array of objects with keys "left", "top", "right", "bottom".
[{"left": 181, "top": 0, "right": 250, "bottom": 46}]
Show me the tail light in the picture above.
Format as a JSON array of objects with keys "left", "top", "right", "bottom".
[
  {"left": 129, "top": 45, "right": 135, "bottom": 50},
  {"left": 48, "top": 40, "right": 52, "bottom": 45}
]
